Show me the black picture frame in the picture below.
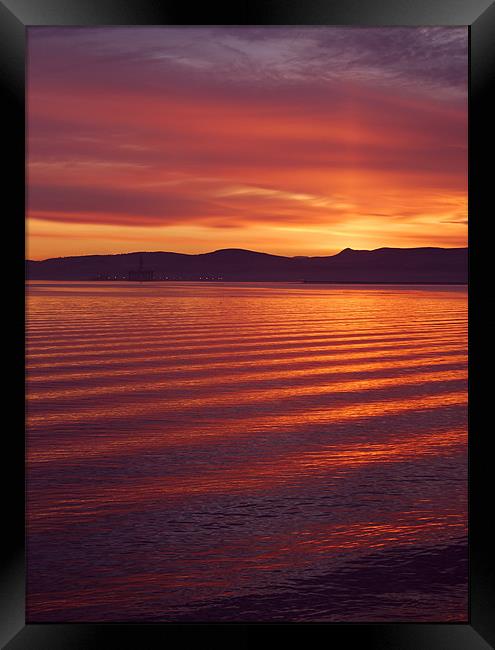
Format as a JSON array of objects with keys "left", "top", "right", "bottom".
[{"left": 2, "top": 1, "right": 493, "bottom": 647}]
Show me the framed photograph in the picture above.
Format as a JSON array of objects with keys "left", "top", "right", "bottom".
[{"left": 2, "top": 1, "right": 494, "bottom": 648}]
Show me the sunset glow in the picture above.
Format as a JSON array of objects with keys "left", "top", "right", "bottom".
[
  {"left": 27, "top": 27, "right": 467, "bottom": 259},
  {"left": 27, "top": 29, "right": 468, "bottom": 623}
]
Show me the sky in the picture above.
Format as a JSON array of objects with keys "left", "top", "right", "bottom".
[{"left": 27, "top": 27, "right": 468, "bottom": 260}]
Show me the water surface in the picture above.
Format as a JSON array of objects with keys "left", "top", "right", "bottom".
[{"left": 26, "top": 281, "right": 468, "bottom": 622}]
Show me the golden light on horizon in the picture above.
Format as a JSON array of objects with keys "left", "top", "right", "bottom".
[{"left": 26, "top": 27, "right": 467, "bottom": 260}]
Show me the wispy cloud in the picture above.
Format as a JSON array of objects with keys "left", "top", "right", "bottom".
[{"left": 27, "top": 27, "right": 467, "bottom": 259}]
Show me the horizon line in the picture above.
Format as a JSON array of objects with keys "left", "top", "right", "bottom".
[{"left": 26, "top": 244, "right": 468, "bottom": 263}]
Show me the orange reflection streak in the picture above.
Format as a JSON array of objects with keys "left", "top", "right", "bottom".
[
  {"left": 27, "top": 357, "right": 466, "bottom": 402},
  {"left": 28, "top": 389, "right": 466, "bottom": 467},
  {"left": 26, "top": 314, "right": 466, "bottom": 337},
  {"left": 26, "top": 328, "right": 464, "bottom": 356},
  {"left": 27, "top": 337, "right": 466, "bottom": 368},
  {"left": 28, "top": 425, "right": 466, "bottom": 530},
  {"left": 26, "top": 321, "right": 466, "bottom": 350},
  {"left": 26, "top": 352, "right": 467, "bottom": 389},
  {"left": 27, "top": 345, "right": 461, "bottom": 377},
  {"left": 26, "top": 369, "right": 466, "bottom": 428}
]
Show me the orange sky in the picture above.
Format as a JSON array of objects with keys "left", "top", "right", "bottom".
[{"left": 27, "top": 27, "right": 468, "bottom": 260}]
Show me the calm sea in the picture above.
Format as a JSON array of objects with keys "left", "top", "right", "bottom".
[{"left": 26, "top": 281, "right": 468, "bottom": 622}]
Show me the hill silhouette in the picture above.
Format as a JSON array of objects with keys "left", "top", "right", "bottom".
[{"left": 26, "top": 247, "right": 467, "bottom": 284}]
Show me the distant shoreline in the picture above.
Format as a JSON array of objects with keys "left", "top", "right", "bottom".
[
  {"left": 26, "top": 279, "right": 468, "bottom": 286},
  {"left": 302, "top": 280, "right": 467, "bottom": 285},
  {"left": 25, "top": 247, "right": 468, "bottom": 285}
]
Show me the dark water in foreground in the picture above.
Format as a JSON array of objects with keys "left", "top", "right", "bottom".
[{"left": 26, "top": 281, "right": 467, "bottom": 622}]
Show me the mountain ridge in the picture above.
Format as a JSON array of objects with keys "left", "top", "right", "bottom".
[{"left": 26, "top": 246, "right": 468, "bottom": 283}]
